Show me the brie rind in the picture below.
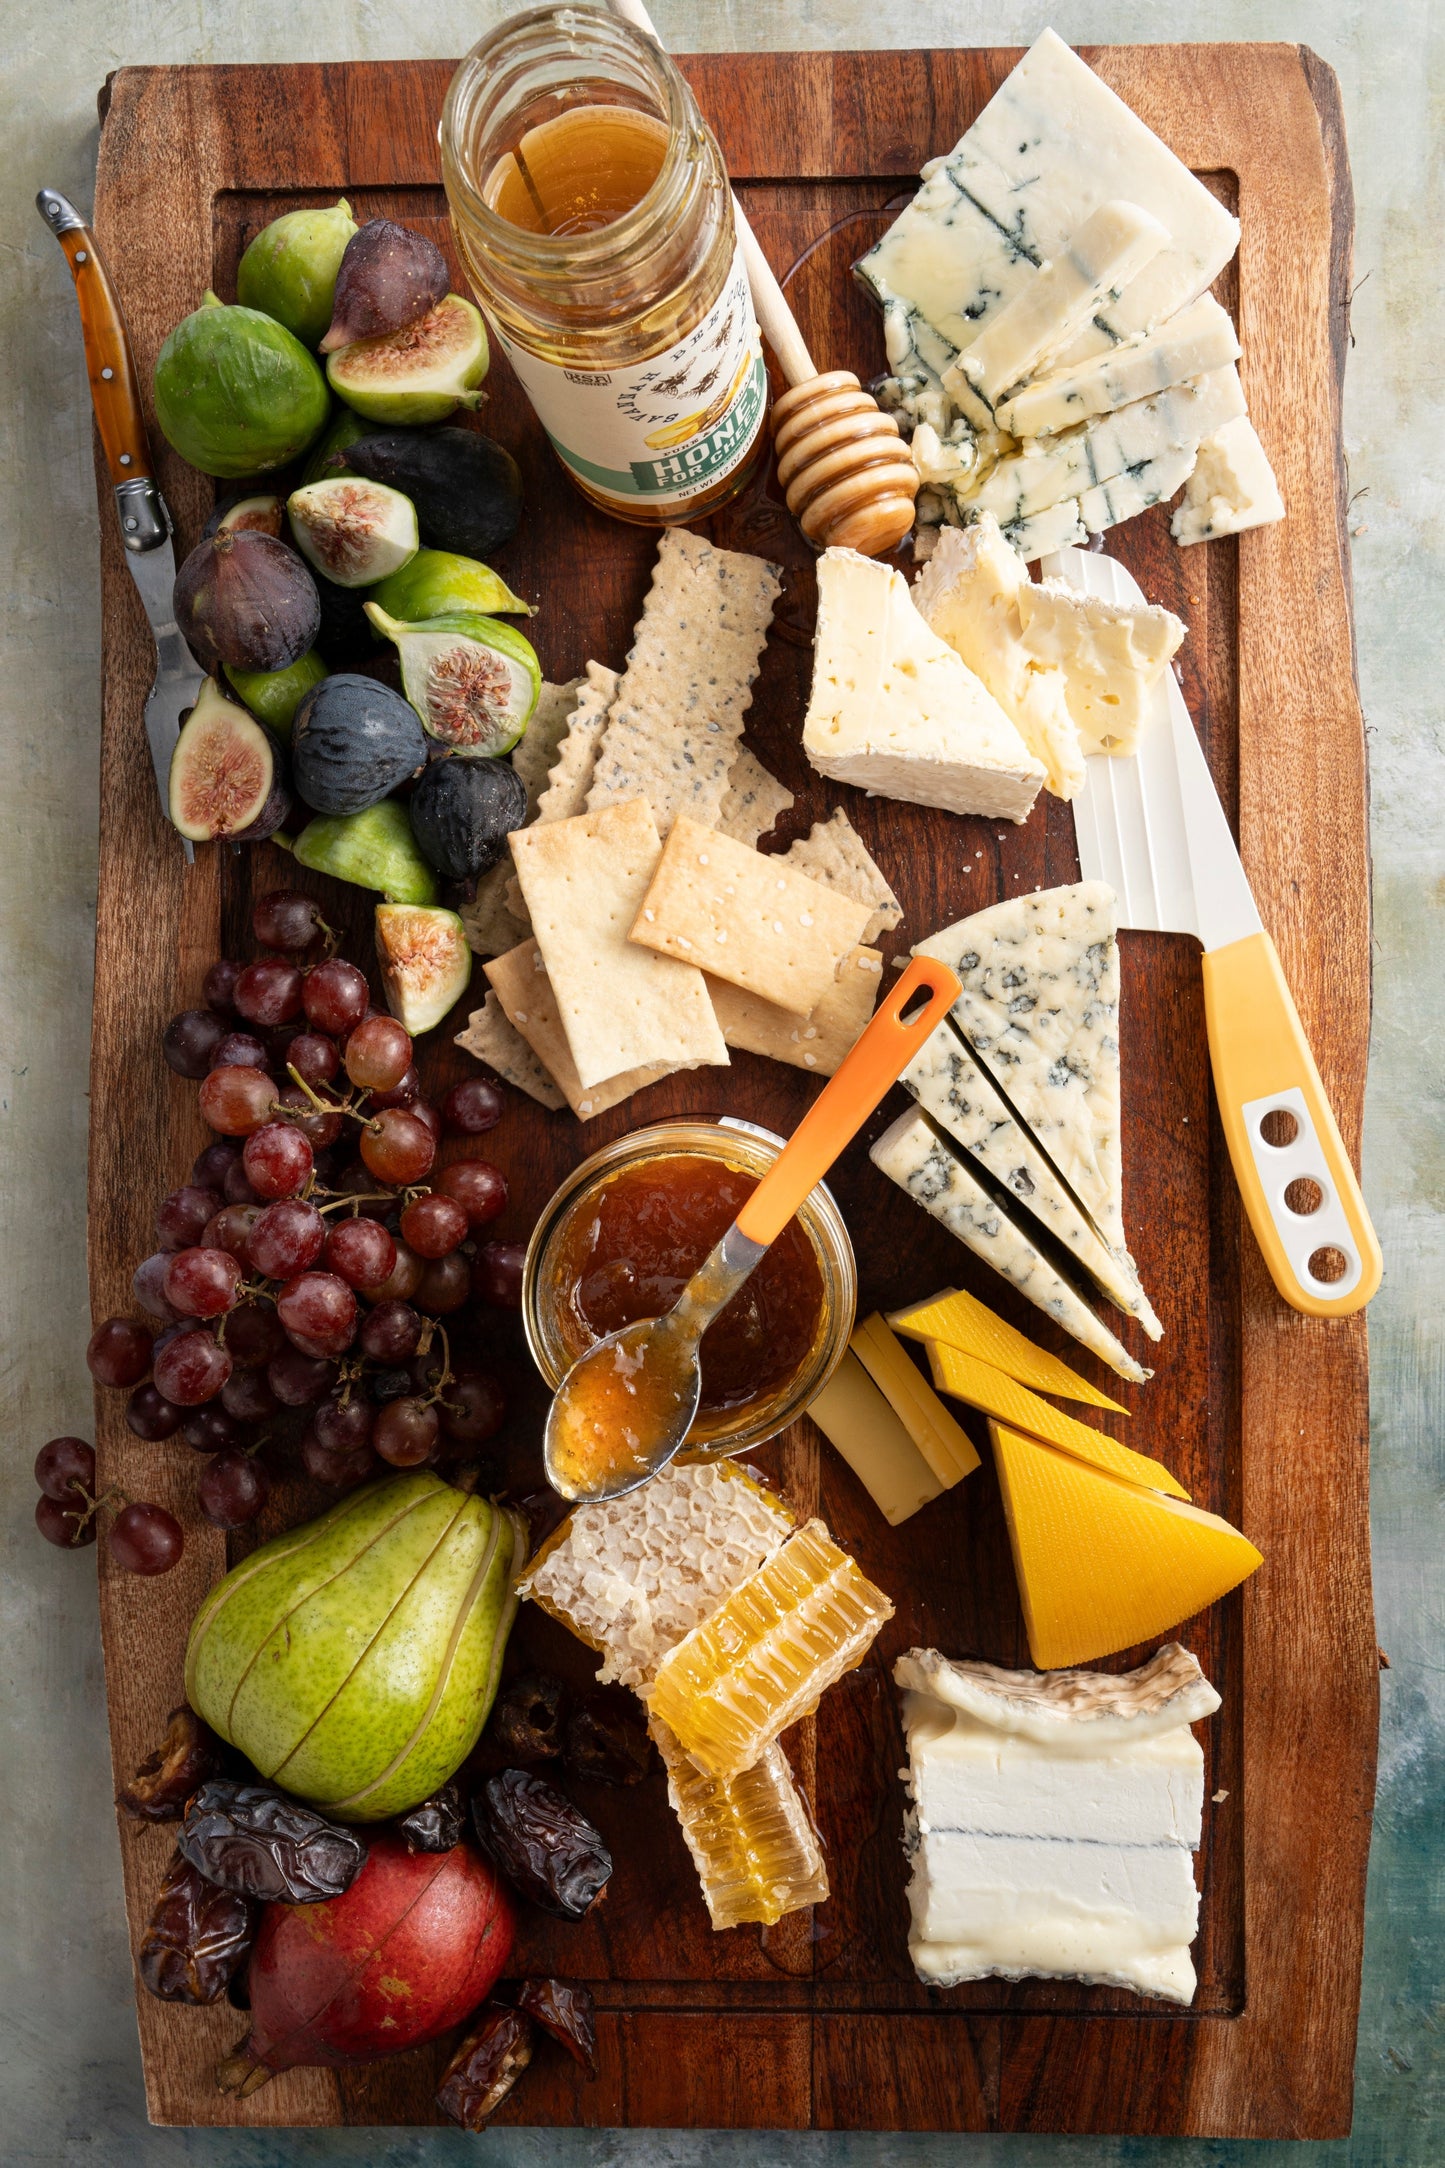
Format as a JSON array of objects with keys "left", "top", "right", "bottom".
[{"left": 894, "top": 1642, "right": 1221, "bottom": 1743}]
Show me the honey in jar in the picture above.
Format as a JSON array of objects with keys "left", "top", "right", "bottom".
[{"left": 441, "top": 8, "right": 769, "bottom": 525}]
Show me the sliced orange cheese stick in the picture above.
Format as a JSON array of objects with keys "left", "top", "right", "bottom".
[
  {"left": 888, "top": 1284, "right": 1127, "bottom": 1413},
  {"left": 849, "top": 1315, "right": 981, "bottom": 1485},
  {"left": 925, "top": 1339, "right": 1188, "bottom": 1499},
  {"left": 990, "top": 1421, "right": 1263, "bottom": 1669}
]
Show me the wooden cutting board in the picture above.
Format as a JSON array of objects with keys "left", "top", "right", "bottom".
[{"left": 87, "top": 43, "right": 1375, "bottom": 2139}]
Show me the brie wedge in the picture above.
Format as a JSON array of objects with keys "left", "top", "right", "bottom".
[{"left": 1017, "top": 578, "right": 1185, "bottom": 757}]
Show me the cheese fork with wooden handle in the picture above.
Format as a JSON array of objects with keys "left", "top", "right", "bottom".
[
  {"left": 606, "top": 0, "right": 919, "bottom": 555},
  {"left": 1046, "top": 544, "right": 1381, "bottom": 1318},
  {"left": 544, "top": 953, "right": 961, "bottom": 1504},
  {"left": 37, "top": 187, "right": 198, "bottom": 861}
]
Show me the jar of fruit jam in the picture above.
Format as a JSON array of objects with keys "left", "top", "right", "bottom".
[
  {"left": 523, "top": 1119, "right": 856, "bottom": 1457},
  {"left": 440, "top": 5, "right": 769, "bottom": 525}
]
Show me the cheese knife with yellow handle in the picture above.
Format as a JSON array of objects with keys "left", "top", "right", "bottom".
[
  {"left": 38, "top": 187, "right": 199, "bottom": 861},
  {"left": 1047, "top": 544, "right": 1381, "bottom": 1317}
]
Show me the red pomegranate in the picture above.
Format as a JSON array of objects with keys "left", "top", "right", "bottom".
[{"left": 217, "top": 1835, "right": 514, "bottom": 2095}]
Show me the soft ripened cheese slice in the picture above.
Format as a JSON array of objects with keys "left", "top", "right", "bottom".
[
  {"left": 888, "top": 1286, "right": 1127, "bottom": 1412},
  {"left": 805, "top": 1350, "right": 947, "bottom": 1526},
  {"left": 1171, "top": 414, "right": 1286, "bottom": 543},
  {"left": 900, "top": 1019, "right": 1160, "bottom": 1332},
  {"left": 854, "top": 30, "right": 1240, "bottom": 380},
  {"left": 915, "top": 881, "right": 1129, "bottom": 1254},
  {"left": 1017, "top": 578, "right": 1185, "bottom": 758},
  {"left": 959, "top": 200, "right": 1169, "bottom": 410},
  {"left": 913, "top": 519, "right": 1084, "bottom": 799},
  {"left": 802, "top": 548, "right": 1046, "bottom": 821},
  {"left": 870, "top": 1110, "right": 1150, "bottom": 1384},
  {"left": 895, "top": 1641, "right": 1221, "bottom": 1745},
  {"left": 997, "top": 295, "right": 1242, "bottom": 438},
  {"left": 990, "top": 1421, "right": 1263, "bottom": 1668},
  {"left": 849, "top": 1314, "right": 982, "bottom": 1486},
  {"left": 925, "top": 1342, "right": 1185, "bottom": 1496}
]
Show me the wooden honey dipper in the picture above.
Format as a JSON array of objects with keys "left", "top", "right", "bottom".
[{"left": 609, "top": 0, "right": 919, "bottom": 556}]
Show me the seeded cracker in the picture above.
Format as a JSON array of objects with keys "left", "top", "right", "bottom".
[
  {"left": 631, "top": 815, "right": 872, "bottom": 1017},
  {"left": 454, "top": 992, "right": 566, "bottom": 1110},
  {"left": 503, "top": 661, "right": 621, "bottom": 927},
  {"left": 717, "top": 745, "right": 795, "bottom": 848},
  {"left": 781, "top": 808, "right": 904, "bottom": 943},
  {"left": 511, "top": 797, "right": 729, "bottom": 1090},
  {"left": 707, "top": 947, "right": 883, "bottom": 1074},
  {"left": 585, "top": 530, "right": 782, "bottom": 835},
  {"left": 486, "top": 940, "right": 704, "bottom": 1119},
  {"left": 510, "top": 676, "right": 586, "bottom": 809}
]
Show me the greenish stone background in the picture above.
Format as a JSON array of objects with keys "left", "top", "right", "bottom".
[{"left": 2, "top": 1, "right": 1438, "bottom": 2160}]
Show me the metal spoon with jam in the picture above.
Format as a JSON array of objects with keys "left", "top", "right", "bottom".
[{"left": 544, "top": 955, "right": 961, "bottom": 1502}]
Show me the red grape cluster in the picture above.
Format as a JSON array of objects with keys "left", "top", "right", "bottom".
[{"left": 40, "top": 890, "right": 526, "bottom": 1578}]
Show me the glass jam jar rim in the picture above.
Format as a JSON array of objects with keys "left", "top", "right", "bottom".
[
  {"left": 440, "top": 4, "right": 703, "bottom": 279},
  {"left": 521, "top": 1116, "right": 858, "bottom": 1459}
]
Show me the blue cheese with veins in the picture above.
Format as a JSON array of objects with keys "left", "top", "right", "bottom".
[
  {"left": 870, "top": 1109, "right": 1150, "bottom": 1383},
  {"left": 1171, "top": 414, "right": 1286, "bottom": 544},
  {"left": 914, "top": 882, "right": 1129, "bottom": 1256},
  {"left": 901, "top": 1022, "right": 1160, "bottom": 1337},
  {"left": 998, "top": 295, "right": 1242, "bottom": 438},
  {"left": 854, "top": 30, "right": 1239, "bottom": 382},
  {"left": 1078, "top": 444, "right": 1200, "bottom": 535}
]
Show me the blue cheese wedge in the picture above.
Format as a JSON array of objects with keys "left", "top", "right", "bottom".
[
  {"left": 870, "top": 1110, "right": 1150, "bottom": 1382},
  {"left": 802, "top": 547, "right": 1046, "bottom": 822},
  {"left": 912, "top": 519, "right": 1084, "bottom": 800},
  {"left": 901, "top": 1021, "right": 1160, "bottom": 1336},
  {"left": 1017, "top": 578, "right": 1185, "bottom": 758},
  {"left": 1077, "top": 444, "right": 1200, "bottom": 536},
  {"left": 914, "top": 882, "right": 1131, "bottom": 1257},
  {"left": 895, "top": 1644, "right": 1218, "bottom": 2002},
  {"left": 854, "top": 30, "right": 1240, "bottom": 384},
  {"left": 1171, "top": 414, "right": 1286, "bottom": 543},
  {"left": 997, "top": 294, "right": 1242, "bottom": 438}
]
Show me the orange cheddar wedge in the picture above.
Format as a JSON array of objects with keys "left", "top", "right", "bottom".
[
  {"left": 849, "top": 1315, "right": 981, "bottom": 1486},
  {"left": 990, "top": 1421, "right": 1263, "bottom": 1669},
  {"left": 925, "top": 1340, "right": 1188, "bottom": 1499},
  {"left": 889, "top": 1285, "right": 1127, "bottom": 1413}
]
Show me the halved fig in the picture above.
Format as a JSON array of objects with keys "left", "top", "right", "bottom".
[
  {"left": 320, "top": 219, "right": 449, "bottom": 353},
  {"left": 203, "top": 493, "right": 284, "bottom": 541},
  {"left": 287, "top": 478, "right": 419, "bottom": 589},
  {"left": 327, "top": 296, "right": 489, "bottom": 427},
  {"left": 375, "top": 905, "right": 472, "bottom": 1034},
  {"left": 169, "top": 680, "right": 292, "bottom": 843},
  {"left": 174, "top": 529, "right": 321, "bottom": 675},
  {"left": 364, "top": 605, "right": 539, "bottom": 757}
]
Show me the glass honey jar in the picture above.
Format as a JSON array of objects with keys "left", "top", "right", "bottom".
[{"left": 441, "top": 4, "right": 769, "bottom": 525}]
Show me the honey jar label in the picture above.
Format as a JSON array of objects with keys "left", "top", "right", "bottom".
[{"left": 489, "top": 247, "right": 767, "bottom": 506}]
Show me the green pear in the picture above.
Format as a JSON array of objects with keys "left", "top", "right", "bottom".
[{"left": 185, "top": 1472, "right": 524, "bottom": 1822}]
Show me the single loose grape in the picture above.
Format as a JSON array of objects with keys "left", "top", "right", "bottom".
[
  {"left": 108, "top": 1502, "right": 184, "bottom": 1576},
  {"left": 35, "top": 1436, "right": 96, "bottom": 1501},
  {"left": 86, "top": 1318, "right": 154, "bottom": 1389},
  {"left": 443, "top": 1076, "right": 503, "bottom": 1136}
]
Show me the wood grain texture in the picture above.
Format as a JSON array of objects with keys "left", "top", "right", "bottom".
[{"left": 87, "top": 43, "right": 1373, "bottom": 2137}]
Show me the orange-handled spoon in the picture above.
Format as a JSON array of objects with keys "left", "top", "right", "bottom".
[{"left": 543, "top": 954, "right": 961, "bottom": 1503}]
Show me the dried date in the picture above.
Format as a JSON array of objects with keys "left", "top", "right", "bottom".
[
  {"left": 473, "top": 1769, "right": 612, "bottom": 1920},
  {"left": 396, "top": 1782, "right": 465, "bottom": 1854},
  {"left": 490, "top": 1673, "right": 565, "bottom": 1762},
  {"left": 137, "top": 1850, "right": 253, "bottom": 2005},
  {"left": 116, "top": 1705, "right": 225, "bottom": 1823},
  {"left": 563, "top": 1690, "right": 653, "bottom": 1786},
  {"left": 514, "top": 1976, "right": 598, "bottom": 2076},
  {"left": 436, "top": 2003, "right": 534, "bottom": 2129},
  {"left": 179, "top": 1781, "right": 367, "bottom": 1902}
]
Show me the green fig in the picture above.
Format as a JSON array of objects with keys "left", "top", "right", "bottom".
[
  {"left": 185, "top": 1473, "right": 525, "bottom": 1822},
  {"left": 327, "top": 295, "right": 489, "bottom": 426},
  {"left": 154, "top": 294, "right": 329, "bottom": 478},
  {"left": 237, "top": 198, "right": 359, "bottom": 349},
  {"left": 226, "top": 649, "right": 327, "bottom": 737},
  {"left": 370, "top": 548, "right": 531, "bottom": 623},
  {"left": 293, "top": 797, "right": 439, "bottom": 904}
]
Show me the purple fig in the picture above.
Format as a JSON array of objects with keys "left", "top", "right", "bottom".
[
  {"left": 320, "top": 220, "right": 449, "bottom": 354},
  {"left": 174, "top": 529, "right": 320, "bottom": 675}
]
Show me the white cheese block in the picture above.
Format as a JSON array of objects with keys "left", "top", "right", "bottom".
[
  {"left": 869, "top": 1109, "right": 1150, "bottom": 1383},
  {"left": 1077, "top": 443, "right": 1199, "bottom": 536},
  {"left": 1017, "top": 578, "right": 1185, "bottom": 758},
  {"left": 1171, "top": 414, "right": 1286, "bottom": 543},
  {"left": 901, "top": 1020, "right": 1160, "bottom": 1334},
  {"left": 912, "top": 519, "right": 1084, "bottom": 800},
  {"left": 914, "top": 882, "right": 1129, "bottom": 1255},
  {"left": 907, "top": 1830, "right": 1200, "bottom": 1948},
  {"left": 960, "top": 200, "right": 1169, "bottom": 410},
  {"left": 854, "top": 29, "right": 1239, "bottom": 380},
  {"left": 802, "top": 547, "right": 1046, "bottom": 822},
  {"left": 998, "top": 294, "right": 1242, "bottom": 437},
  {"left": 957, "top": 367, "right": 1246, "bottom": 526}
]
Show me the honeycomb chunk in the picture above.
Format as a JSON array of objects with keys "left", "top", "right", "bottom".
[
  {"left": 647, "top": 1521, "right": 894, "bottom": 1779},
  {"left": 651, "top": 1718, "right": 829, "bottom": 1930}
]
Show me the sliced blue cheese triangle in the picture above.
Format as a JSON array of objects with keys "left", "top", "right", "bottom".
[
  {"left": 870, "top": 1109, "right": 1150, "bottom": 1383},
  {"left": 901, "top": 1021, "right": 1160, "bottom": 1337},
  {"left": 913, "top": 882, "right": 1135, "bottom": 1269},
  {"left": 802, "top": 547, "right": 1046, "bottom": 822}
]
